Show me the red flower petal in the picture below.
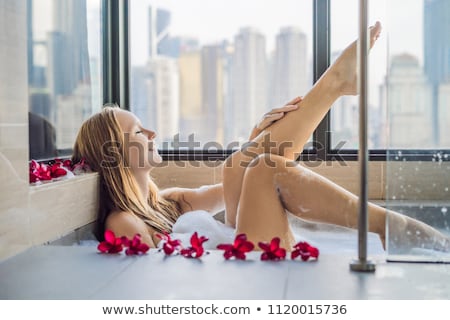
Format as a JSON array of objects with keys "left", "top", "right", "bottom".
[
  {"left": 291, "top": 241, "right": 319, "bottom": 261},
  {"left": 180, "top": 232, "right": 208, "bottom": 258},
  {"left": 258, "top": 237, "right": 286, "bottom": 261},
  {"left": 104, "top": 230, "right": 117, "bottom": 244},
  {"left": 137, "top": 243, "right": 150, "bottom": 253},
  {"left": 63, "top": 159, "right": 72, "bottom": 168},
  {"left": 258, "top": 242, "right": 270, "bottom": 252},
  {"left": 97, "top": 242, "right": 111, "bottom": 253},
  {"left": 216, "top": 244, "right": 233, "bottom": 251},
  {"left": 237, "top": 241, "right": 254, "bottom": 252},
  {"left": 270, "top": 237, "right": 281, "bottom": 251},
  {"left": 217, "top": 234, "right": 255, "bottom": 260}
]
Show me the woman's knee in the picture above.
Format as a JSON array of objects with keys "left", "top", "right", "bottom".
[{"left": 242, "top": 153, "right": 287, "bottom": 182}]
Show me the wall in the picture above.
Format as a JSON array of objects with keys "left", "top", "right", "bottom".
[{"left": 0, "top": 2, "right": 97, "bottom": 261}]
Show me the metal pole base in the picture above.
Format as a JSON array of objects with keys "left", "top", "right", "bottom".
[{"left": 350, "top": 259, "right": 376, "bottom": 272}]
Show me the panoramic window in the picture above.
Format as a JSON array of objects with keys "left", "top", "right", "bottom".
[
  {"left": 28, "top": 0, "right": 102, "bottom": 160},
  {"left": 129, "top": 0, "right": 313, "bottom": 151},
  {"left": 330, "top": 0, "right": 450, "bottom": 150}
]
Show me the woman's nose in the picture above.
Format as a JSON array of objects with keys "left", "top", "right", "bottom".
[{"left": 147, "top": 130, "right": 156, "bottom": 140}]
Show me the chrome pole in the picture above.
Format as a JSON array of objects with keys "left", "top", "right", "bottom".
[{"left": 350, "top": 0, "right": 376, "bottom": 272}]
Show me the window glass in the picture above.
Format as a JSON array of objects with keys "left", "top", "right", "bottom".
[
  {"left": 331, "top": 0, "right": 450, "bottom": 150},
  {"left": 130, "top": 0, "right": 313, "bottom": 150},
  {"left": 28, "top": 0, "right": 102, "bottom": 159},
  {"left": 330, "top": 0, "right": 387, "bottom": 150}
]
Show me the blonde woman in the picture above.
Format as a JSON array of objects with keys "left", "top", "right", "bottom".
[{"left": 73, "top": 22, "right": 450, "bottom": 252}]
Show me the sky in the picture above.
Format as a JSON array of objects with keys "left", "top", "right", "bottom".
[
  {"left": 128, "top": 0, "right": 423, "bottom": 63},
  {"left": 34, "top": 0, "right": 425, "bottom": 103},
  {"left": 34, "top": 0, "right": 425, "bottom": 65}
]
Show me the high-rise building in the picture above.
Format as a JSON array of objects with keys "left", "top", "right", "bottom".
[
  {"left": 51, "top": 0, "right": 90, "bottom": 95},
  {"left": 142, "top": 57, "right": 180, "bottom": 144},
  {"left": 229, "top": 27, "right": 267, "bottom": 143},
  {"left": 148, "top": 6, "right": 171, "bottom": 58},
  {"left": 163, "top": 36, "right": 200, "bottom": 59},
  {"left": 382, "top": 54, "right": 433, "bottom": 148},
  {"left": 47, "top": 0, "right": 91, "bottom": 151},
  {"left": 178, "top": 51, "right": 204, "bottom": 144},
  {"left": 438, "top": 83, "right": 450, "bottom": 147},
  {"left": 56, "top": 83, "right": 91, "bottom": 149},
  {"left": 131, "top": 65, "right": 150, "bottom": 128},
  {"left": 272, "top": 27, "right": 309, "bottom": 107},
  {"left": 424, "top": 0, "right": 450, "bottom": 145},
  {"left": 201, "top": 45, "right": 225, "bottom": 144}
]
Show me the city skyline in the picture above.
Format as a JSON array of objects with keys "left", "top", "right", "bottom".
[{"left": 28, "top": 0, "right": 449, "bottom": 152}]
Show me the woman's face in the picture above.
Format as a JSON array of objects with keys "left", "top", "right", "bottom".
[{"left": 115, "top": 109, "right": 162, "bottom": 170}]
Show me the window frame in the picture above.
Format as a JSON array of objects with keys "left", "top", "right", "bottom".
[{"left": 106, "top": 0, "right": 449, "bottom": 163}]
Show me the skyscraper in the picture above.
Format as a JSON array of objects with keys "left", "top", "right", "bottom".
[
  {"left": 424, "top": 0, "right": 450, "bottom": 145},
  {"left": 148, "top": 6, "right": 171, "bottom": 58},
  {"left": 50, "top": 0, "right": 90, "bottom": 95},
  {"left": 143, "top": 57, "right": 180, "bottom": 143},
  {"left": 178, "top": 51, "right": 203, "bottom": 142},
  {"left": 272, "top": 27, "right": 309, "bottom": 107},
  {"left": 230, "top": 27, "right": 267, "bottom": 143},
  {"left": 201, "top": 45, "right": 225, "bottom": 144},
  {"left": 47, "top": 0, "right": 92, "bottom": 150},
  {"left": 439, "top": 83, "right": 450, "bottom": 147},
  {"left": 383, "top": 54, "right": 433, "bottom": 148}
]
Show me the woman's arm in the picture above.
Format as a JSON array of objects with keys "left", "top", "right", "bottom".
[
  {"left": 248, "top": 96, "right": 302, "bottom": 141},
  {"left": 160, "top": 183, "right": 225, "bottom": 215}
]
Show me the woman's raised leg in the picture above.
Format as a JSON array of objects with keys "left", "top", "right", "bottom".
[{"left": 223, "top": 22, "right": 382, "bottom": 226}]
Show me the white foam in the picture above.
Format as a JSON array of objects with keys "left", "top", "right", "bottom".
[{"left": 166, "top": 210, "right": 385, "bottom": 255}]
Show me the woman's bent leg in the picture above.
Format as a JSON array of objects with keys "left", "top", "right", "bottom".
[
  {"left": 237, "top": 154, "right": 450, "bottom": 251},
  {"left": 224, "top": 22, "right": 382, "bottom": 226}
]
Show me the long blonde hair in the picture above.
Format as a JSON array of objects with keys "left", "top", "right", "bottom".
[{"left": 72, "top": 105, "right": 181, "bottom": 240}]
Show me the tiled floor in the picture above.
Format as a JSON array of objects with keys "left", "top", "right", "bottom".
[{"left": 1, "top": 245, "right": 450, "bottom": 299}]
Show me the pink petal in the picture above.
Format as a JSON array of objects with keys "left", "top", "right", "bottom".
[
  {"left": 104, "top": 230, "right": 117, "bottom": 244},
  {"left": 270, "top": 237, "right": 281, "bottom": 251},
  {"left": 291, "top": 250, "right": 300, "bottom": 260},
  {"left": 121, "top": 236, "right": 130, "bottom": 247},
  {"left": 309, "top": 247, "right": 319, "bottom": 258},
  {"left": 163, "top": 244, "right": 174, "bottom": 255},
  {"left": 125, "top": 248, "right": 137, "bottom": 255},
  {"left": 261, "top": 252, "right": 269, "bottom": 261},
  {"left": 109, "top": 244, "right": 123, "bottom": 253},
  {"left": 223, "top": 250, "right": 233, "bottom": 260},
  {"left": 190, "top": 232, "right": 199, "bottom": 246},
  {"left": 97, "top": 242, "right": 110, "bottom": 253},
  {"left": 275, "top": 248, "right": 286, "bottom": 259},
  {"left": 258, "top": 242, "right": 270, "bottom": 251},
  {"left": 238, "top": 241, "right": 254, "bottom": 252},
  {"left": 235, "top": 251, "right": 246, "bottom": 260},
  {"left": 217, "top": 244, "right": 233, "bottom": 251},
  {"left": 138, "top": 243, "right": 150, "bottom": 253}
]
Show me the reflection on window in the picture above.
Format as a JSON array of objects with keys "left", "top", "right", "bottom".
[
  {"left": 28, "top": 0, "right": 102, "bottom": 159},
  {"left": 130, "top": 0, "right": 313, "bottom": 150},
  {"left": 331, "top": 0, "right": 450, "bottom": 150},
  {"left": 330, "top": 0, "right": 387, "bottom": 150}
]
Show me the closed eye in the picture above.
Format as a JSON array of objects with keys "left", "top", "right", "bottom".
[{"left": 135, "top": 130, "right": 143, "bottom": 135}]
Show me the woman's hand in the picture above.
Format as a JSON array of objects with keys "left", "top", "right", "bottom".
[{"left": 248, "top": 96, "right": 303, "bottom": 141}]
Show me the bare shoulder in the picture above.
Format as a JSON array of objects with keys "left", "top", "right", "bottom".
[{"left": 106, "top": 210, "right": 155, "bottom": 247}]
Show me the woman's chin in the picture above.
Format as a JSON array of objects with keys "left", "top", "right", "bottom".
[{"left": 148, "top": 150, "right": 163, "bottom": 166}]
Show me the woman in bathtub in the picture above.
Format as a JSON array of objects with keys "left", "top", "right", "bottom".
[{"left": 72, "top": 22, "right": 449, "bottom": 252}]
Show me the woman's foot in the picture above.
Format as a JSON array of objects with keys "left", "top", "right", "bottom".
[{"left": 326, "top": 21, "right": 382, "bottom": 96}]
